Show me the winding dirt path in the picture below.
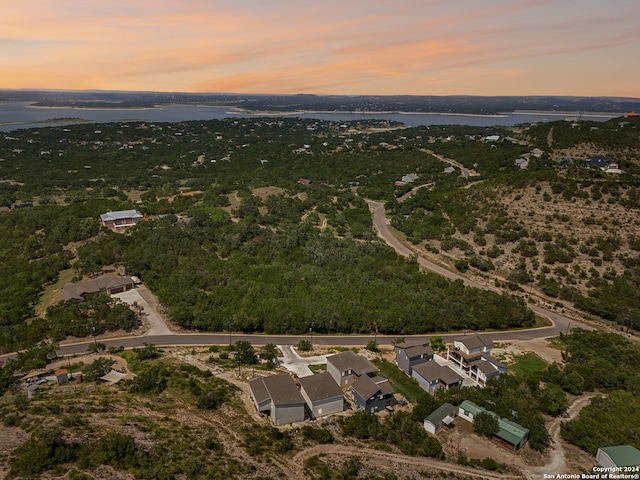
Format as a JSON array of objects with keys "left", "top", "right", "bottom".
[
  {"left": 290, "top": 444, "right": 523, "bottom": 479},
  {"left": 523, "top": 393, "right": 600, "bottom": 479},
  {"left": 420, "top": 148, "right": 480, "bottom": 178}
]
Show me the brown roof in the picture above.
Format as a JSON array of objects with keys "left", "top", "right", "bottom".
[
  {"left": 327, "top": 351, "right": 377, "bottom": 376},
  {"left": 394, "top": 340, "right": 430, "bottom": 350},
  {"left": 412, "top": 362, "right": 461, "bottom": 385},
  {"left": 404, "top": 345, "right": 434, "bottom": 359},
  {"left": 351, "top": 375, "right": 380, "bottom": 399},
  {"left": 249, "top": 376, "right": 271, "bottom": 405},
  {"left": 255, "top": 373, "right": 305, "bottom": 407},
  {"left": 60, "top": 274, "right": 134, "bottom": 301},
  {"left": 352, "top": 375, "right": 393, "bottom": 399},
  {"left": 298, "top": 372, "right": 343, "bottom": 403},
  {"left": 454, "top": 335, "right": 492, "bottom": 351}
]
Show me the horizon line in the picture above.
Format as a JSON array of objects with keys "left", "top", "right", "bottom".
[{"left": 1, "top": 88, "right": 640, "bottom": 101}]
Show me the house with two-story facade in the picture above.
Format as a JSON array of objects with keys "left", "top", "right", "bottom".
[
  {"left": 351, "top": 375, "right": 395, "bottom": 412},
  {"left": 298, "top": 372, "right": 344, "bottom": 419},
  {"left": 412, "top": 361, "right": 463, "bottom": 394},
  {"left": 394, "top": 341, "right": 434, "bottom": 375},
  {"left": 326, "top": 350, "right": 377, "bottom": 387}
]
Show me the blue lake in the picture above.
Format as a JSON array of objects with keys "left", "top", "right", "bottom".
[{"left": 0, "top": 102, "right": 618, "bottom": 131}]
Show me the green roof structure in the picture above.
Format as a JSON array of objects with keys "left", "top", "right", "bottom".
[
  {"left": 597, "top": 446, "right": 640, "bottom": 468},
  {"left": 458, "top": 400, "right": 529, "bottom": 451}
]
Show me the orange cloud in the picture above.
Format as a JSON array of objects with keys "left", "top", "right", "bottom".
[{"left": 1, "top": 0, "right": 639, "bottom": 96}]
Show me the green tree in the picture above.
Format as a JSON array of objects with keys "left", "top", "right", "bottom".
[
  {"left": 234, "top": 340, "right": 257, "bottom": 365},
  {"left": 262, "top": 343, "right": 279, "bottom": 363},
  {"left": 430, "top": 336, "right": 446, "bottom": 353},
  {"left": 473, "top": 411, "right": 499, "bottom": 437},
  {"left": 539, "top": 384, "right": 569, "bottom": 416}
]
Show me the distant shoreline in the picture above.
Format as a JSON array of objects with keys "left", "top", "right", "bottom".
[
  {"left": 21, "top": 103, "right": 624, "bottom": 119},
  {"left": 227, "top": 108, "right": 509, "bottom": 118},
  {"left": 511, "top": 109, "right": 619, "bottom": 118},
  {"left": 27, "top": 104, "right": 158, "bottom": 112}
]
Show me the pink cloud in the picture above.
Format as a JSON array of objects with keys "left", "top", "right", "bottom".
[{"left": 1, "top": 0, "right": 639, "bottom": 96}]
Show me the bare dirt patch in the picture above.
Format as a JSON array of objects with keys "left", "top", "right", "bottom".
[
  {"left": 252, "top": 186, "right": 286, "bottom": 198},
  {"left": 492, "top": 337, "right": 564, "bottom": 365}
]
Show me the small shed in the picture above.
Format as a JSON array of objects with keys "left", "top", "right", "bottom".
[
  {"left": 424, "top": 403, "right": 456, "bottom": 434},
  {"left": 55, "top": 369, "right": 69, "bottom": 385}
]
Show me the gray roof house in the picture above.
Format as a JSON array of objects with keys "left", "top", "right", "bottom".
[
  {"left": 453, "top": 335, "right": 493, "bottom": 355},
  {"left": 447, "top": 335, "right": 494, "bottom": 375},
  {"left": 351, "top": 375, "right": 395, "bottom": 412},
  {"left": 298, "top": 372, "right": 344, "bottom": 419},
  {"left": 326, "top": 350, "right": 377, "bottom": 387},
  {"left": 394, "top": 341, "right": 434, "bottom": 375},
  {"left": 424, "top": 403, "right": 456, "bottom": 434},
  {"left": 412, "top": 361, "right": 462, "bottom": 394},
  {"left": 248, "top": 374, "right": 306, "bottom": 425},
  {"left": 100, "top": 209, "right": 145, "bottom": 233},
  {"left": 469, "top": 355, "right": 507, "bottom": 386}
]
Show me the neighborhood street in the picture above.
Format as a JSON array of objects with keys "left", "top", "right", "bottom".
[{"left": 0, "top": 200, "right": 594, "bottom": 363}]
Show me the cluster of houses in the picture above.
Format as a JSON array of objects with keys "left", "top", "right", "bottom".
[
  {"left": 247, "top": 336, "right": 534, "bottom": 453},
  {"left": 248, "top": 350, "right": 395, "bottom": 426},
  {"left": 555, "top": 154, "right": 622, "bottom": 174},
  {"left": 393, "top": 336, "right": 529, "bottom": 451},
  {"left": 395, "top": 335, "right": 507, "bottom": 390}
]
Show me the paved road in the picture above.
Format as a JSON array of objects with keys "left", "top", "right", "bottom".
[
  {"left": 365, "top": 199, "right": 593, "bottom": 339},
  {"left": 0, "top": 200, "right": 594, "bottom": 363}
]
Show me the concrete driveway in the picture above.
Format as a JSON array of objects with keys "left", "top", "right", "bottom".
[
  {"left": 112, "top": 285, "right": 172, "bottom": 336},
  {"left": 276, "top": 345, "right": 331, "bottom": 377}
]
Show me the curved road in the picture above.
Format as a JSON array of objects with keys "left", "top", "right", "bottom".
[
  {"left": 365, "top": 199, "right": 592, "bottom": 339},
  {"left": 1, "top": 201, "right": 593, "bottom": 362}
]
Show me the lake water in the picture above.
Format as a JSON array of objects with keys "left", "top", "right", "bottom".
[{"left": 0, "top": 101, "right": 618, "bottom": 132}]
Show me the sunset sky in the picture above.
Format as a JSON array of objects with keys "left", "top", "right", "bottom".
[{"left": 2, "top": 0, "right": 639, "bottom": 97}]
